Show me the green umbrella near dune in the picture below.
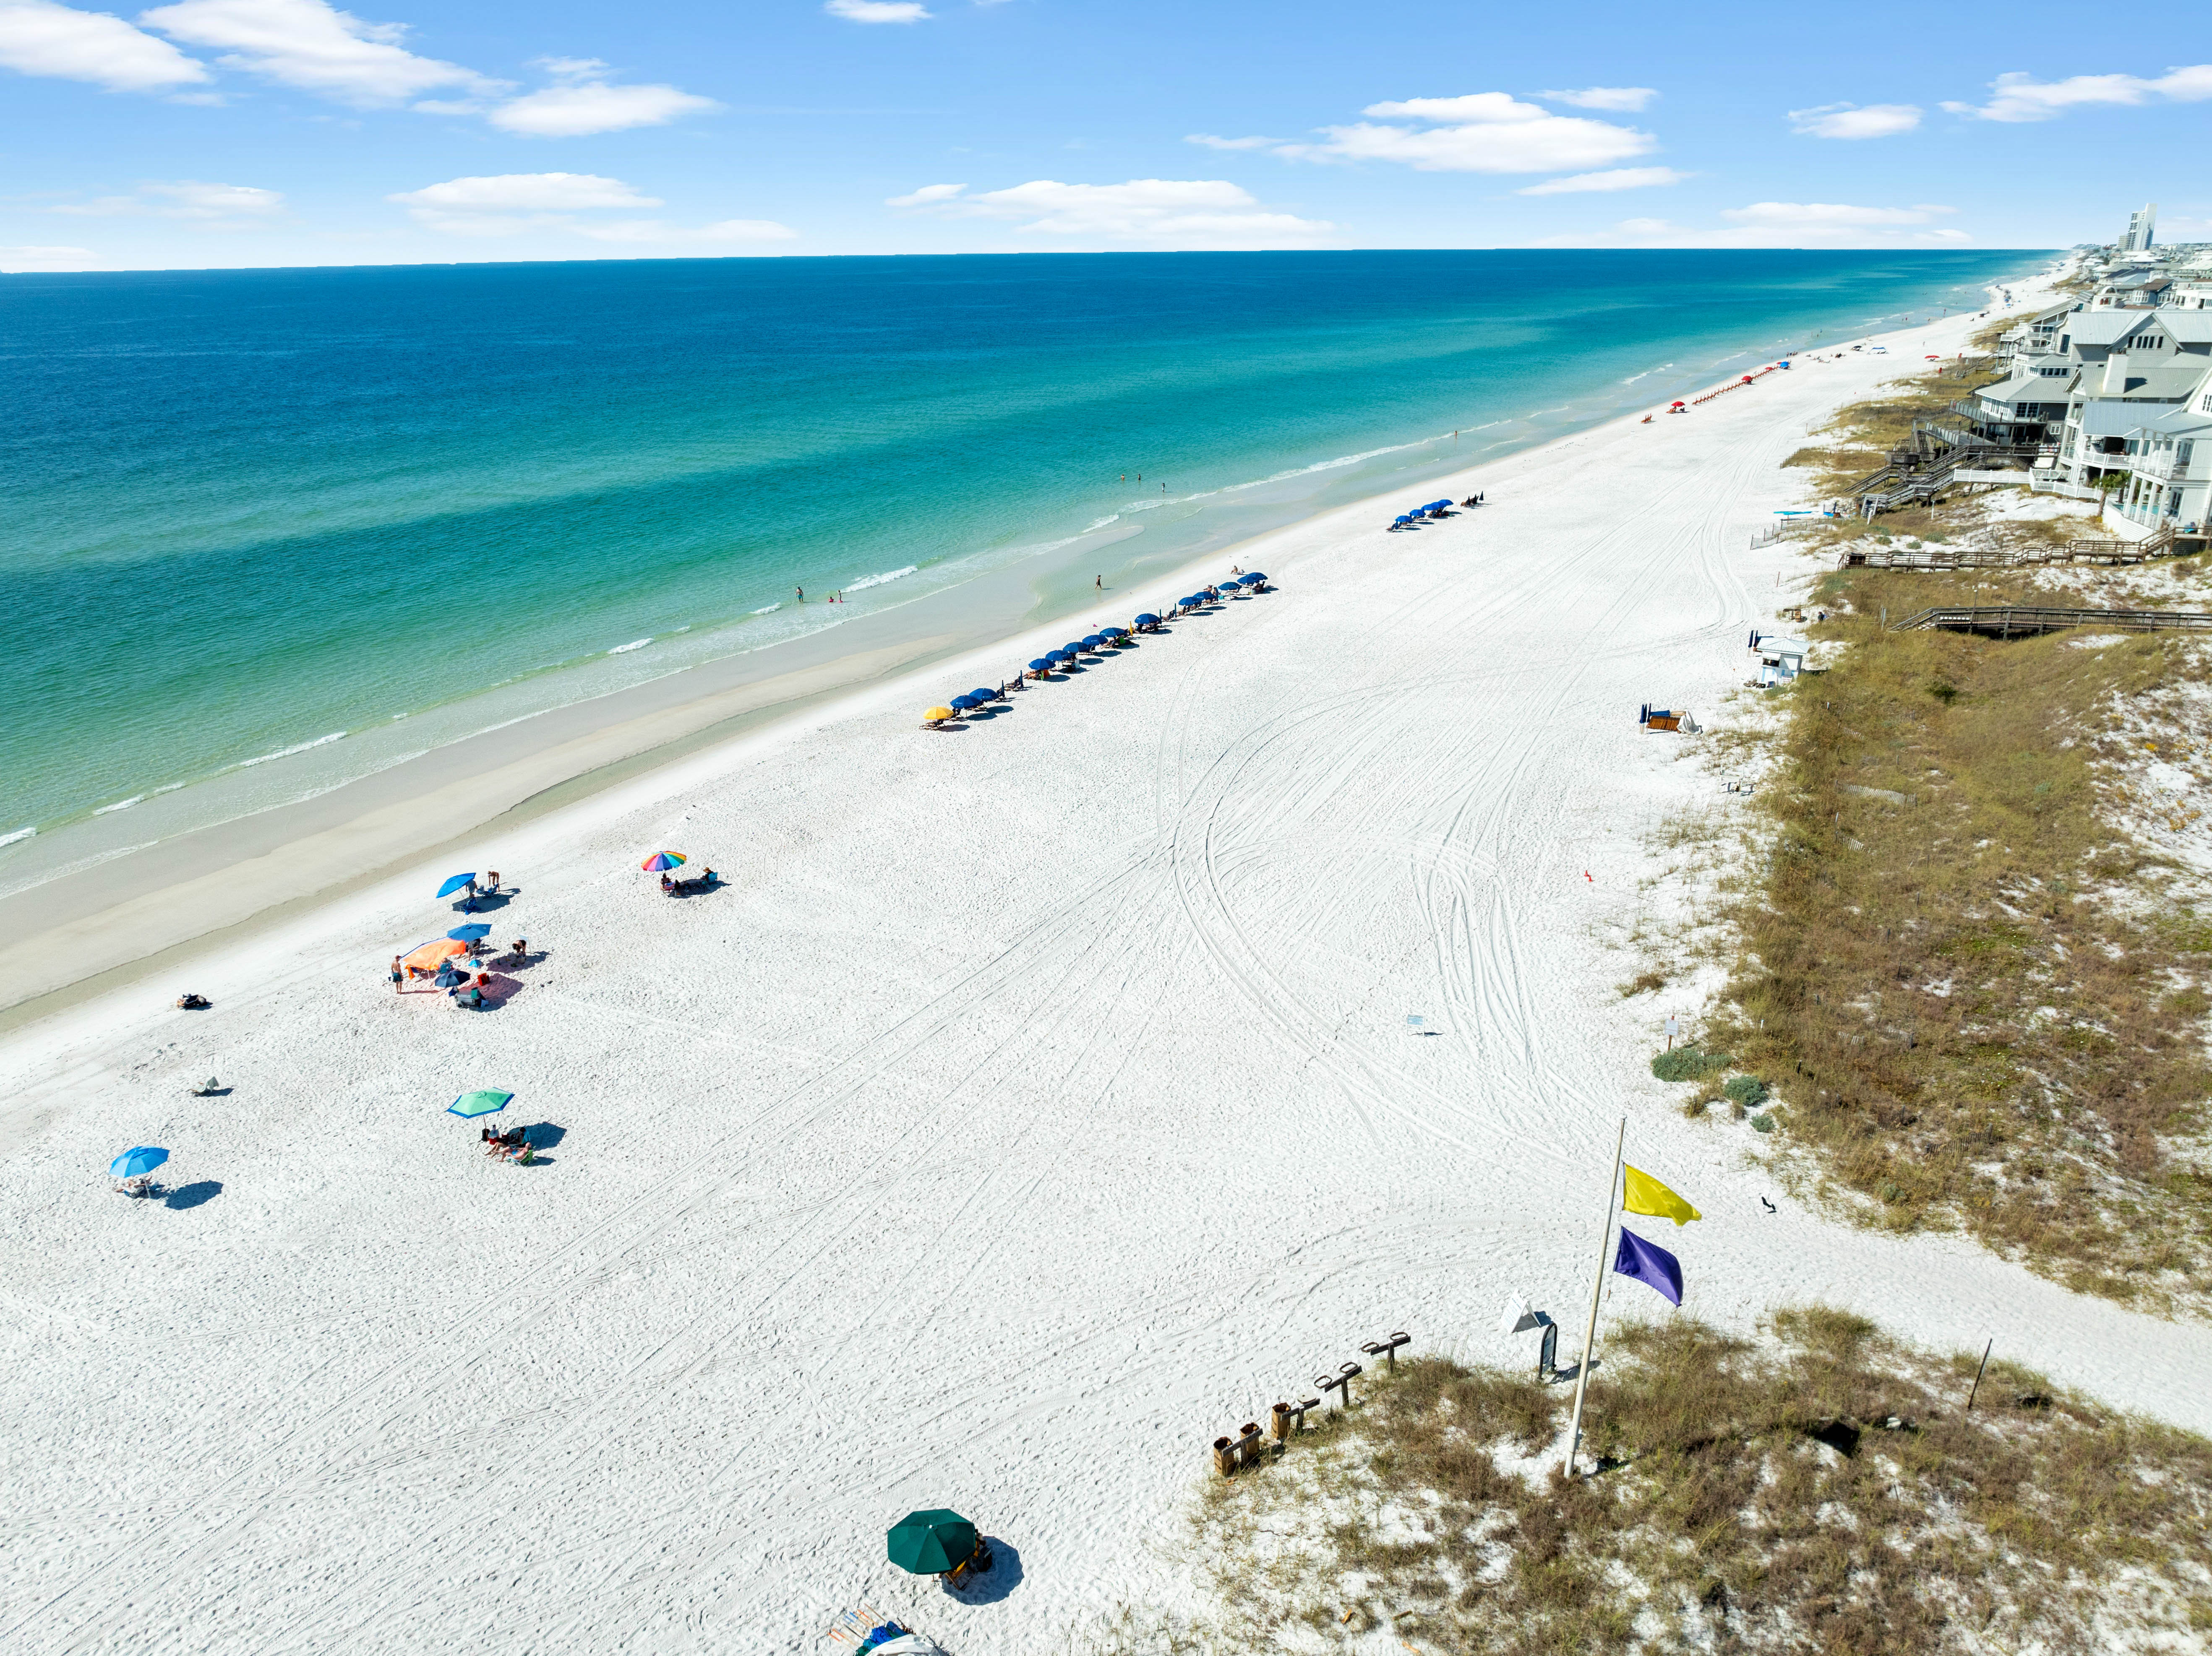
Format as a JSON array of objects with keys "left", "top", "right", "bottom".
[{"left": 887, "top": 1509, "right": 978, "bottom": 1576}]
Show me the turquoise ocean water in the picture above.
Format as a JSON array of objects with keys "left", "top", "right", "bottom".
[{"left": 1, "top": 249, "right": 2042, "bottom": 879}]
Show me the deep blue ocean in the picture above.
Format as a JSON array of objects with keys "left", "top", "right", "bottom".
[{"left": 0, "top": 249, "right": 2042, "bottom": 867}]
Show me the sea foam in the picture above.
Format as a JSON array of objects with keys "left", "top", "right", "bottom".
[
  {"left": 607, "top": 638, "right": 653, "bottom": 654},
  {"left": 0, "top": 826, "right": 34, "bottom": 849},
  {"left": 843, "top": 566, "right": 918, "bottom": 593},
  {"left": 237, "top": 731, "right": 346, "bottom": 769}
]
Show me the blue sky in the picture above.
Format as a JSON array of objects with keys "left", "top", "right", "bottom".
[{"left": 1, "top": 0, "right": 2205, "bottom": 271}]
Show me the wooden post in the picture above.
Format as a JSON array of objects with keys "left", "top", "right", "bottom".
[
  {"left": 1236, "top": 1422, "right": 1263, "bottom": 1466},
  {"left": 1316, "top": 1362, "right": 1362, "bottom": 1410},
  {"left": 1965, "top": 1338, "right": 1994, "bottom": 1412},
  {"left": 1211, "top": 1435, "right": 1236, "bottom": 1476},
  {"left": 1361, "top": 1333, "right": 1411, "bottom": 1371},
  {"left": 1563, "top": 1118, "right": 1627, "bottom": 1478},
  {"left": 1269, "top": 1402, "right": 1294, "bottom": 1444}
]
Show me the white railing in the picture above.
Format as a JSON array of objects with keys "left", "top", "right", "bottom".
[{"left": 2030, "top": 474, "right": 2103, "bottom": 502}]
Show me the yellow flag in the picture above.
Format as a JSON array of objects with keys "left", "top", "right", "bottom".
[{"left": 1623, "top": 1165, "right": 1701, "bottom": 1226}]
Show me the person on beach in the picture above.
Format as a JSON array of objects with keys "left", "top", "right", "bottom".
[
  {"left": 1095, "top": 575, "right": 1102, "bottom": 590},
  {"left": 509, "top": 939, "right": 527, "bottom": 961},
  {"left": 796, "top": 586, "right": 804, "bottom": 603},
  {"left": 390, "top": 956, "right": 403, "bottom": 993}
]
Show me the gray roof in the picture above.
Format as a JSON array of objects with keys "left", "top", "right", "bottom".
[
  {"left": 2137, "top": 404, "right": 2212, "bottom": 438},
  {"left": 2077, "top": 363, "right": 2207, "bottom": 401}
]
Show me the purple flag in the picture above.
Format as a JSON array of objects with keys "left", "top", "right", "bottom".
[{"left": 1613, "top": 1225, "right": 1684, "bottom": 1306}]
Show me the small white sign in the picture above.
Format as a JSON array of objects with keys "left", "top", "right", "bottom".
[{"left": 1664, "top": 1015, "right": 1680, "bottom": 1039}]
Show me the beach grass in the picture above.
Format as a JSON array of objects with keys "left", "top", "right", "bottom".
[
  {"left": 1088, "top": 1308, "right": 2212, "bottom": 1654},
  {"left": 1711, "top": 563, "right": 2212, "bottom": 1310}
]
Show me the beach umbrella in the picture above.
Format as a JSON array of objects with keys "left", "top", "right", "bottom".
[
  {"left": 446, "top": 1089, "right": 513, "bottom": 1119},
  {"left": 436, "top": 874, "right": 476, "bottom": 899},
  {"left": 887, "top": 1509, "right": 979, "bottom": 1576},
  {"left": 950, "top": 695, "right": 977, "bottom": 711},
  {"left": 1062, "top": 642, "right": 1084, "bottom": 655},
  {"left": 110, "top": 1146, "right": 169, "bottom": 1179},
  {"left": 1103, "top": 626, "right": 1126, "bottom": 638},
  {"left": 446, "top": 924, "right": 492, "bottom": 941},
  {"left": 434, "top": 963, "right": 466, "bottom": 987},
  {"left": 1134, "top": 613, "right": 1158, "bottom": 625},
  {"left": 970, "top": 688, "right": 995, "bottom": 702},
  {"left": 642, "top": 851, "right": 686, "bottom": 872},
  {"left": 1027, "top": 658, "right": 1051, "bottom": 672},
  {"left": 1081, "top": 634, "right": 1103, "bottom": 649},
  {"left": 925, "top": 706, "right": 957, "bottom": 722}
]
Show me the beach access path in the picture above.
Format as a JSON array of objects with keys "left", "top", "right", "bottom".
[{"left": 14, "top": 276, "right": 2198, "bottom": 1656}]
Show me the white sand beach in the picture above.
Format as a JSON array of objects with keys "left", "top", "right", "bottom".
[{"left": 15, "top": 272, "right": 2200, "bottom": 1656}]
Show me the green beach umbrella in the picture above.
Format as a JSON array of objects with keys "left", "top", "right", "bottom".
[
  {"left": 887, "top": 1509, "right": 978, "bottom": 1576},
  {"left": 447, "top": 1089, "right": 514, "bottom": 1119}
]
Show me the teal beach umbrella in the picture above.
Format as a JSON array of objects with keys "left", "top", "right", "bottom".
[
  {"left": 887, "top": 1509, "right": 978, "bottom": 1575},
  {"left": 447, "top": 1090, "right": 513, "bottom": 1119}
]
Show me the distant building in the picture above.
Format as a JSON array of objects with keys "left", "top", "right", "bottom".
[{"left": 2123, "top": 202, "right": 2158, "bottom": 253}]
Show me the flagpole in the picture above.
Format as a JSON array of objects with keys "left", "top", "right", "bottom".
[{"left": 1563, "top": 1116, "right": 1625, "bottom": 1478}]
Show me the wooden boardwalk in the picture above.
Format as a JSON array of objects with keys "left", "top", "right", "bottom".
[{"left": 1889, "top": 603, "right": 2212, "bottom": 638}]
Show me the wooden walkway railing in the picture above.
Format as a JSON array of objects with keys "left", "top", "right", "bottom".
[
  {"left": 1889, "top": 603, "right": 2212, "bottom": 637},
  {"left": 1841, "top": 525, "right": 2198, "bottom": 571}
]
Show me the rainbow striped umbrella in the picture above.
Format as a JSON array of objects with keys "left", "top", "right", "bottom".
[{"left": 642, "top": 851, "right": 686, "bottom": 872}]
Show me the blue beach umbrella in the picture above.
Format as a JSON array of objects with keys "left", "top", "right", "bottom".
[
  {"left": 1134, "top": 613, "right": 1158, "bottom": 626},
  {"left": 110, "top": 1146, "right": 169, "bottom": 1179},
  {"left": 447, "top": 924, "right": 492, "bottom": 941},
  {"left": 950, "top": 694, "right": 977, "bottom": 711},
  {"left": 1081, "top": 634, "right": 1103, "bottom": 649},
  {"left": 436, "top": 874, "right": 476, "bottom": 899},
  {"left": 1062, "top": 641, "right": 1084, "bottom": 655},
  {"left": 1028, "top": 658, "right": 1051, "bottom": 672},
  {"left": 447, "top": 1089, "right": 513, "bottom": 1119},
  {"left": 970, "top": 687, "right": 995, "bottom": 702},
  {"left": 1103, "top": 626, "right": 1126, "bottom": 638}
]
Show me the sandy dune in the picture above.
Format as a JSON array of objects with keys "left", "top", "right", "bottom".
[{"left": 10, "top": 281, "right": 2200, "bottom": 1656}]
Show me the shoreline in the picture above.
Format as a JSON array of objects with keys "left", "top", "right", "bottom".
[
  {"left": 0, "top": 268, "right": 2045, "bottom": 1029},
  {"left": 28, "top": 265, "right": 2212, "bottom": 1656}
]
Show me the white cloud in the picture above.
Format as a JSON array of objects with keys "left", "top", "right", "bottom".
[
  {"left": 1540, "top": 200, "right": 1962, "bottom": 248},
  {"left": 0, "top": 241, "right": 97, "bottom": 268},
  {"left": 1516, "top": 166, "right": 1687, "bottom": 195},
  {"left": 1283, "top": 91, "right": 1654, "bottom": 173},
  {"left": 55, "top": 177, "right": 283, "bottom": 218},
  {"left": 488, "top": 78, "right": 715, "bottom": 136},
  {"left": 138, "top": 0, "right": 501, "bottom": 104},
  {"left": 388, "top": 172, "right": 661, "bottom": 212},
  {"left": 386, "top": 173, "right": 787, "bottom": 245},
  {"left": 1788, "top": 101, "right": 1922, "bottom": 139},
  {"left": 574, "top": 218, "right": 797, "bottom": 244},
  {"left": 884, "top": 182, "right": 965, "bottom": 206},
  {"left": 1184, "top": 132, "right": 1280, "bottom": 150},
  {"left": 824, "top": 0, "right": 929, "bottom": 20},
  {"left": 889, "top": 177, "right": 1332, "bottom": 244},
  {"left": 1537, "top": 86, "right": 1656, "bottom": 111},
  {"left": 0, "top": 0, "right": 209, "bottom": 91},
  {"left": 146, "top": 177, "right": 282, "bottom": 214},
  {"left": 1942, "top": 63, "right": 2212, "bottom": 122},
  {"left": 1722, "top": 200, "right": 1948, "bottom": 228}
]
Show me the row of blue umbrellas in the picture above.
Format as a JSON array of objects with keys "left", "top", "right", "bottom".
[
  {"left": 931, "top": 576, "right": 1269, "bottom": 722},
  {"left": 1390, "top": 501, "right": 1452, "bottom": 530}
]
